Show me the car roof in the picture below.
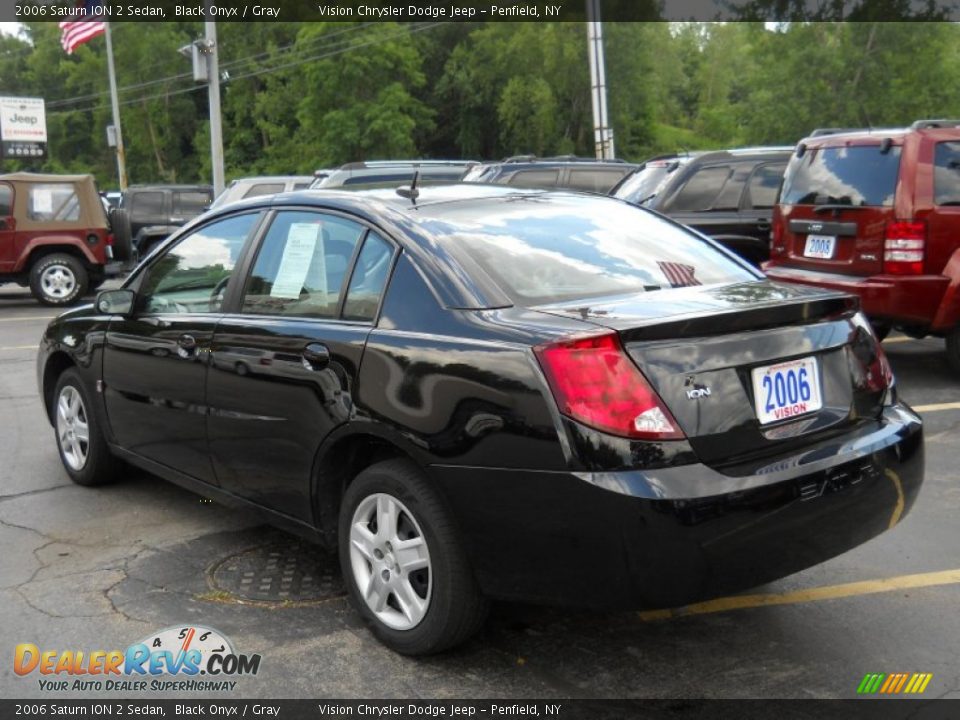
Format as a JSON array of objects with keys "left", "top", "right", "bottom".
[
  {"left": 229, "top": 175, "right": 313, "bottom": 184},
  {"left": 0, "top": 171, "right": 96, "bottom": 184},
  {"left": 127, "top": 184, "right": 213, "bottom": 191}
]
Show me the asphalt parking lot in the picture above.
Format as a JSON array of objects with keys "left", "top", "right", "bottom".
[{"left": 1, "top": 283, "right": 958, "bottom": 701}]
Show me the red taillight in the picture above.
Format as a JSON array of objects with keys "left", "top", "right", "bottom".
[
  {"left": 105, "top": 233, "right": 115, "bottom": 246},
  {"left": 534, "top": 333, "right": 684, "bottom": 440},
  {"left": 884, "top": 220, "right": 925, "bottom": 275},
  {"left": 850, "top": 321, "right": 894, "bottom": 393}
]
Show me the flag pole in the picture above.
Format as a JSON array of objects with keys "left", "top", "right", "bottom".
[{"left": 104, "top": 22, "right": 128, "bottom": 190}]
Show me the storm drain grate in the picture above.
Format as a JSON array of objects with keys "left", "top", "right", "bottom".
[{"left": 211, "top": 540, "right": 345, "bottom": 603}]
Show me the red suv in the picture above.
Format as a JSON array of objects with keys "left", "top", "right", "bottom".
[{"left": 765, "top": 120, "right": 960, "bottom": 370}]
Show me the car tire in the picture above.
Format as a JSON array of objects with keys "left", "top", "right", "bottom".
[
  {"left": 946, "top": 326, "right": 960, "bottom": 374},
  {"left": 29, "top": 254, "right": 88, "bottom": 306},
  {"left": 108, "top": 207, "right": 133, "bottom": 262},
  {"left": 52, "top": 369, "right": 122, "bottom": 486},
  {"left": 338, "top": 458, "right": 488, "bottom": 655}
]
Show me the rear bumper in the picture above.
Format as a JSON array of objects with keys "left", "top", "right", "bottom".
[
  {"left": 429, "top": 403, "right": 923, "bottom": 610},
  {"left": 763, "top": 265, "right": 947, "bottom": 328}
]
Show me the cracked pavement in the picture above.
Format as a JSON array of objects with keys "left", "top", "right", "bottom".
[{"left": 1, "top": 285, "right": 958, "bottom": 700}]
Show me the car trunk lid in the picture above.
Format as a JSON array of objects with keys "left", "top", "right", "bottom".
[{"left": 534, "top": 281, "right": 890, "bottom": 468}]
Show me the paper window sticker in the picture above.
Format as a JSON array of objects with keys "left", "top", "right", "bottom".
[
  {"left": 32, "top": 188, "right": 53, "bottom": 214},
  {"left": 270, "top": 222, "right": 322, "bottom": 299}
]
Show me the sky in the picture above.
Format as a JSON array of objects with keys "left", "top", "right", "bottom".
[{"left": 1, "top": 22, "right": 22, "bottom": 37}]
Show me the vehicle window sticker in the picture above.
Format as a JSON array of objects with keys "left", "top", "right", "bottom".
[{"left": 270, "top": 222, "right": 324, "bottom": 299}]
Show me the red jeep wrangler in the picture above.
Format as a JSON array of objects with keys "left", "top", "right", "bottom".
[
  {"left": 765, "top": 120, "right": 960, "bottom": 370},
  {"left": 0, "top": 172, "right": 131, "bottom": 306}
]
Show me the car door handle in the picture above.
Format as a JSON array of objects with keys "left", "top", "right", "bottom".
[
  {"left": 755, "top": 220, "right": 771, "bottom": 231},
  {"left": 302, "top": 343, "right": 330, "bottom": 370}
]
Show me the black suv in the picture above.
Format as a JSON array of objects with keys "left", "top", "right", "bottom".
[
  {"left": 114, "top": 184, "right": 213, "bottom": 257},
  {"left": 614, "top": 147, "right": 792, "bottom": 265},
  {"left": 465, "top": 156, "right": 639, "bottom": 193}
]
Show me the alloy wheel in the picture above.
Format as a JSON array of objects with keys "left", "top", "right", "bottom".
[
  {"left": 348, "top": 493, "right": 432, "bottom": 630},
  {"left": 56, "top": 386, "right": 89, "bottom": 471}
]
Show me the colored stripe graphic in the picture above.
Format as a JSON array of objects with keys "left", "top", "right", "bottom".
[{"left": 858, "top": 673, "right": 932, "bottom": 694}]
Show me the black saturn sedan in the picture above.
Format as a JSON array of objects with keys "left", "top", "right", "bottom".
[{"left": 37, "top": 184, "right": 923, "bottom": 654}]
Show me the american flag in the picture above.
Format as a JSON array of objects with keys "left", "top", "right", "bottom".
[
  {"left": 657, "top": 261, "right": 702, "bottom": 288},
  {"left": 59, "top": 0, "right": 106, "bottom": 55}
]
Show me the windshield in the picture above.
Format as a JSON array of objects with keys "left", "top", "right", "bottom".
[
  {"left": 780, "top": 145, "right": 902, "bottom": 207},
  {"left": 613, "top": 161, "right": 682, "bottom": 205},
  {"left": 431, "top": 196, "right": 756, "bottom": 305}
]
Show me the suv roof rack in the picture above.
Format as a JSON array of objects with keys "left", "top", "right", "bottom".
[
  {"left": 501, "top": 154, "right": 627, "bottom": 164},
  {"left": 911, "top": 119, "right": 960, "bottom": 130},
  {"left": 339, "top": 160, "right": 475, "bottom": 170},
  {"left": 809, "top": 127, "right": 906, "bottom": 138}
]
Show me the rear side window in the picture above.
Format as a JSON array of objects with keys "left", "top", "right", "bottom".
[
  {"left": 566, "top": 169, "right": 627, "bottom": 193},
  {"left": 242, "top": 183, "right": 284, "bottom": 199},
  {"left": 934, "top": 142, "right": 960, "bottom": 206},
  {"left": 131, "top": 192, "right": 165, "bottom": 216},
  {"left": 507, "top": 169, "right": 560, "bottom": 189},
  {"left": 437, "top": 197, "right": 755, "bottom": 305},
  {"left": 667, "top": 166, "right": 740, "bottom": 212},
  {"left": 745, "top": 164, "right": 786, "bottom": 209},
  {"left": 780, "top": 145, "right": 901, "bottom": 207},
  {"left": 0, "top": 183, "right": 11, "bottom": 216},
  {"left": 241, "top": 211, "right": 364, "bottom": 319},
  {"left": 342, "top": 232, "right": 394, "bottom": 322},
  {"left": 26, "top": 183, "right": 81, "bottom": 221}
]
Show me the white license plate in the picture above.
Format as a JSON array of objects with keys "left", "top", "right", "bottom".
[
  {"left": 751, "top": 357, "right": 823, "bottom": 425},
  {"left": 804, "top": 234, "right": 836, "bottom": 259}
]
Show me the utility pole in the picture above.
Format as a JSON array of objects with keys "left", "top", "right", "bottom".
[
  {"left": 104, "top": 23, "right": 128, "bottom": 190},
  {"left": 586, "top": 0, "right": 615, "bottom": 160},
  {"left": 204, "top": 16, "right": 225, "bottom": 196}
]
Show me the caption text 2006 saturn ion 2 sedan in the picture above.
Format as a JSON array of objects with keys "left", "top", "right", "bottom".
[{"left": 37, "top": 184, "right": 923, "bottom": 654}]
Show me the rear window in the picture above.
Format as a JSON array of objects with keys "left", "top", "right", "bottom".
[
  {"left": 667, "top": 165, "right": 741, "bottom": 212},
  {"left": 566, "top": 168, "right": 627, "bottom": 193},
  {"left": 934, "top": 141, "right": 960, "bottom": 206},
  {"left": 506, "top": 169, "right": 560, "bottom": 189},
  {"left": 435, "top": 197, "right": 755, "bottom": 305},
  {"left": 242, "top": 183, "right": 284, "bottom": 199},
  {"left": 780, "top": 145, "right": 901, "bottom": 207}
]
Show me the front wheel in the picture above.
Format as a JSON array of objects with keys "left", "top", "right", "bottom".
[
  {"left": 53, "top": 369, "right": 122, "bottom": 486},
  {"left": 29, "top": 254, "right": 88, "bottom": 306},
  {"left": 338, "top": 459, "right": 487, "bottom": 655}
]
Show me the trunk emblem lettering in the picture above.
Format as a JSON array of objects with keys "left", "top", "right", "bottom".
[{"left": 686, "top": 387, "right": 711, "bottom": 400}]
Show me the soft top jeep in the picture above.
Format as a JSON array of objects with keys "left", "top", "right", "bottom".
[{"left": 0, "top": 173, "right": 133, "bottom": 306}]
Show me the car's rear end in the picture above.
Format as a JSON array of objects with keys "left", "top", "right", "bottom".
[
  {"left": 765, "top": 130, "right": 948, "bottom": 329},
  {"left": 416, "top": 194, "right": 923, "bottom": 610}
]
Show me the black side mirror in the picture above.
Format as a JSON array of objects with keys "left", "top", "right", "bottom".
[{"left": 96, "top": 289, "right": 135, "bottom": 316}]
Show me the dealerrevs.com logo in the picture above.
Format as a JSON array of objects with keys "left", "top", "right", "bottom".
[{"left": 14, "top": 625, "right": 261, "bottom": 692}]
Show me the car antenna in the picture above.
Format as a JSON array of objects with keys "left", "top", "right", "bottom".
[{"left": 396, "top": 170, "right": 420, "bottom": 204}]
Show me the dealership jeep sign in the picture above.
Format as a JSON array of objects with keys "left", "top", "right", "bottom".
[{"left": 0, "top": 96, "right": 47, "bottom": 159}]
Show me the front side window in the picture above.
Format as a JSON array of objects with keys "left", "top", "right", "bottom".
[
  {"left": 140, "top": 213, "right": 257, "bottom": 314},
  {"left": 780, "top": 145, "right": 901, "bottom": 207},
  {"left": 667, "top": 166, "right": 736, "bottom": 212},
  {"left": 241, "top": 211, "right": 365, "bottom": 319},
  {"left": 934, "top": 141, "right": 960, "bottom": 206},
  {"left": 27, "top": 183, "right": 80, "bottom": 221},
  {"left": 173, "top": 191, "right": 211, "bottom": 215}
]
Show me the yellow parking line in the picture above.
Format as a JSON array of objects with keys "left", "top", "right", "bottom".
[
  {"left": 0, "top": 345, "right": 38, "bottom": 351},
  {"left": 883, "top": 336, "right": 915, "bottom": 344},
  {"left": 913, "top": 401, "right": 960, "bottom": 413},
  {"left": 0, "top": 316, "right": 54, "bottom": 322},
  {"left": 637, "top": 568, "right": 960, "bottom": 622}
]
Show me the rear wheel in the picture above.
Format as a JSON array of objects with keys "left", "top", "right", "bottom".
[
  {"left": 29, "top": 253, "right": 88, "bottom": 306},
  {"left": 53, "top": 369, "right": 122, "bottom": 486},
  {"left": 338, "top": 459, "right": 487, "bottom": 655}
]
